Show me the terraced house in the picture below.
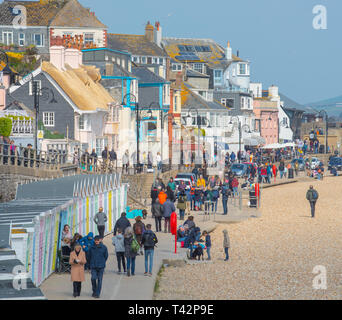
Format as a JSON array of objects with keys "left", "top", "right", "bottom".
[
  {"left": 0, "top": 0, "right": 107, "bottom": 56},
  {"left": 162, "top": 37, "right": 262, "bottom": 153}
]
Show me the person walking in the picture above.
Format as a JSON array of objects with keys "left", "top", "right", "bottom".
[
  {"left": 141, "top": 224, "right": 158, "bottom": 276},
  {"left": 306, "top": 185, "right": 319, "bottom": 218},
  {"left": 156, "top": 152, "right": 162, "bottom": 171},
  {"left": 133, "top": 216, "right": 146, "bottom": 255},
  {"left": 69, "top": 243, "right": 86, "bottom": 297},
  {"left": 94, "top": 207, "right": 107, "bottom": 239},
  {"left": 122, "top": 150, "right": 129, "bottom": 174},
  {"left": 223, "top": 229, "right": 230, "bottom": 261},
  {"left": 112, "top": 229, "right": 126, "bottom": 274},
  {"left": 152, "top": 198, "right": 163, "bottom": 232},
  {"left": 88, "top": 235, "right": 108, "bottom": 298},
  {"left": 79, "top": 232, "right": 94, "bottom": 271},
  {"left": 124, "top": 227, "right": 139, "bottom": 277},
  {"left": 279, "top": 160, "right": 285, "bottom": 179},
  {"left": 113, "top": 212, "right": 131, "bottom": 235},
  {"left": 202, "top": 231, "right": 211, "bottom": 261},
  {"left": 221, "top": 183, "right": 230, "bottom": 215},
  {"left": 162, "top": 197, "right": 176, "bottom": 233},
  {"left": 177, "top": 190, "right": 187, "bottom": 220}
]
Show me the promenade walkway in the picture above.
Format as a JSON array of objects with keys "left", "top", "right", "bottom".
[{"left": 40, "top": 214, "right": 217, "bottom": 300}]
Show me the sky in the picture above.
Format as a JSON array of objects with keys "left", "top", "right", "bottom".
[{"left": 79, "top": 0, "right": 340, "bottom": 104}]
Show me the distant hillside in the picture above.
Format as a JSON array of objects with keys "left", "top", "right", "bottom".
[{"left": 305, "top": 95, "right": 342, "bottom": 117}]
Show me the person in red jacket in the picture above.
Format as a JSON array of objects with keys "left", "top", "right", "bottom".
[
  {"left": 272, "top": 164, "right": 277, "bottom": 182},
  {"left": 231, "top": 176, "right": 239, "bottom": 198}
]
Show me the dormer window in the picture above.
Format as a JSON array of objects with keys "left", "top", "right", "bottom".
[
  {"left": 238, "top": 63, "right": 250, "bottom": 75},
  {"left": 214, "top": 69, "right": 222, "bottom": 85}
]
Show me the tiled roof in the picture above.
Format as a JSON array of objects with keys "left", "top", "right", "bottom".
[
  {"left": 162, "top": 37, "right": 243, "bottom": 67},
  {"left": 0, "top": 0, "right": 106, "bottom": 28},
  {"left": 108, "top": 34, "right": 168, "bottom": 57},
  {"left": 182, "top": 83, "right": 228, "bottom": 111},
  {"left": 131, "top": 66, "right": 166, "bottom": 84},
  {"left": 0, "top": 0, "right": 64, "bottom": 27},
  {"left": 50, "top": 0, "right": 107, "bottom": 28},
  {"left": 42, "top": 61, "right": 113, "bottom": 111},
  {"left": 186, "top": 68, "right": 210, "bottom": 78}
]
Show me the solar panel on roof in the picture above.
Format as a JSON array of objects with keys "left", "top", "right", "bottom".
[{"left": 178, "top": 45, "right": 186, "bottom": 51}]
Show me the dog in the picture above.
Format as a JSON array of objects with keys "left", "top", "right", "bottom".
[{"left": 192, "top": 245, "right": 204, "bottom": 261}]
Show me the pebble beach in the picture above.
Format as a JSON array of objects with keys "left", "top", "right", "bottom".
[{"left": 155, "top": 176, "right": 342, "bottom": 300}]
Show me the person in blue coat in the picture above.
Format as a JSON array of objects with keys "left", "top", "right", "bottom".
[
  {"left": 79, "top": 232, "right": 94, "bottom": 270},
  {"left": 88, "top": 236, "right": 108, "bottom": 298}
]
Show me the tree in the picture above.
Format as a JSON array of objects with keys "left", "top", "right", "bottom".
[{"left": 0, "top": 117, "right": 12, "bottom": 137}]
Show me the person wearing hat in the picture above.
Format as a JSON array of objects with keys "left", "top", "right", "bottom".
[
  {"left": 88, "top": 235, "right": 108, "bottom": 298},
  {"left": 94, "top": 207, "right": 107, "bottom": 239},
  {"left": 69, "top": 243, "right": 86, "bottom": 297}
]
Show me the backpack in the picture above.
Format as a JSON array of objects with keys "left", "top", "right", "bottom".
[
  {"left": 135, "top": 223, "right": 144, "bottom": 235},
  {"left": 178, "top": 196, "right": 185, "bottom": 204},
  {"left": 312, "top": 190, "right": 318, "bottom": 200},
  {"left": 144, "top": 232, "right": 157, "bottom": 247},
  {"left": 131, "top": 236, "right": 140, "bottom": 253}
]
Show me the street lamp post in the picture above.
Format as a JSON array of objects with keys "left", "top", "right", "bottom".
[
  {"left": 32, "top": 84, "right": 57, "bottom": 151},
  {"left": 316, "top": 110, "right": 328, "bottom": 154},
  {"left": 230, "top": 116, "right": 251, "bottom": 163},
  {"left": 185, "top": 107, "right": 211, "bottom": 165}
]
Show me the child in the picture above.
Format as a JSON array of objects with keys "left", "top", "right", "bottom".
[
  {"left": 112, "top": 229, "right": 126, "bottom": 274},
  {"left": 142, "top": 209, "right": 148, "bottom": 220},
  {"left": 202, "top": 231, "right": 211, "bottom": 260},
  {"left": 222, "top": 229, "right": 230, "bottom": 261}
]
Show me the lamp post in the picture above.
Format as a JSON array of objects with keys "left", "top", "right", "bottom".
[
  {"left": 149, "top": 102, "right": 177, "bottom": 170},
  {"left": 185, "top": 107, "right": 211, "bottom": 165},
  {"left": 229, "top": 116, "right": 251, "bottom": 163},
  {"left": 32, "top": 84, "right": 57, "bottom": 150},
  {"left": 316, "top": 109, "right": 328, "bottom": 154}
]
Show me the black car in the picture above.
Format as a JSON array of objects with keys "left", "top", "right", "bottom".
[{"left": 328, "top": 157, "right": 342, "bottom": 171}]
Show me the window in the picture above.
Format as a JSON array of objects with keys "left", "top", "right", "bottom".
[
  {"left": 159, "top": 58, "right": 164, "bottom": 65},
  {"left": 132, "top": 56, "right": 139, "bottom": 63},
  {"left": 29, "top": 80, "right": 42, "bottom": 95},
  {"left": 116, "top": 57, "right": 121, "bottom": 66},
  {"left": 79, "top": 115, "right": 85, "bottom": 130},
  {"left": 122, "top": 59, "right": 125, "bottom": 69},
  {"left": 84, "top": 33, "right": 94, "bottom": 45},
  {"left": 193, "top": 63, "right": 203, "bottom": 73},
  {"left": 2, "top": 32, "right": 13, "bottom": 45},
  {"left": 163, "top": 84, "right": 170, "bottom": 105},
  {"left": 214, "top": 69, "right": 222, "bottom": 85},
  {"left": 238, "top": 63, "right": 249, "bottom": 75},
  {"left": 33, "top": 34, "right": 44, "bottom": 47},
  {"left": 43, "top": 112, "right": 54, "bottom": 127},
  {"left": 147, "top": 57, "right": 152, "bottom": 64},
  {"left": 172, "top": 64, "right": 177, "bottom": 71},
  {"left": 19, "top": 33, "right": 25, "bottom": 46},
  {"left": 141, "top": 56, "right": 147, "bottom": 64},
  {"left": 128, "top": 61, "right": 132, "bottom": 72}
]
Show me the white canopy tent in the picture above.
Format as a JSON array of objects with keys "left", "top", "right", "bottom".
[{"left": 261, "top": 142, "right": 296, "bottom": 149}]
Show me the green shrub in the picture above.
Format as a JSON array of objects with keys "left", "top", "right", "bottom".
[{"left": 0, "top": 117, "right": 12, "bottom": 137}]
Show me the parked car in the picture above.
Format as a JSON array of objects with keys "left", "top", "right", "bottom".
[
  {"left": 175, "top": 173, "right": 196, "bottom": 184},
  {"left": 291, "top": 158, "right": 305, "bottom": 171},
  {"left": 174, "top": 178, "right": 193, "bottom": 190},
  {"left": 328, "top": 157, "right": 342, "bottom": 171},
  {"left": 230, "top": 163, "right": 248, "bottom": 177}
]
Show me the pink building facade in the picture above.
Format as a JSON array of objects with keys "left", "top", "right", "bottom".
[{"left": 253, "top": 99, "right": 279, "bottom": 145}]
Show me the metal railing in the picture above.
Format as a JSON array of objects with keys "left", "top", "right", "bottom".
[{"left": 0, "top": 143, "right": 64, "bottom": 171}]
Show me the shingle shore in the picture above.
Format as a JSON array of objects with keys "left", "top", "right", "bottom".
[{"left": 155, "top": 177, "right": 342, "bottom": 300}]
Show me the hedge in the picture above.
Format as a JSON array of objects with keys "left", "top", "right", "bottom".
[{"left": 0, "top": 117, "right": 12, "bottom": 137}]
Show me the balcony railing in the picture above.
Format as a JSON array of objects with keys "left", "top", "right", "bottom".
[{"left": 11, "top": 119, "right": 34, "bottom": 135}]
